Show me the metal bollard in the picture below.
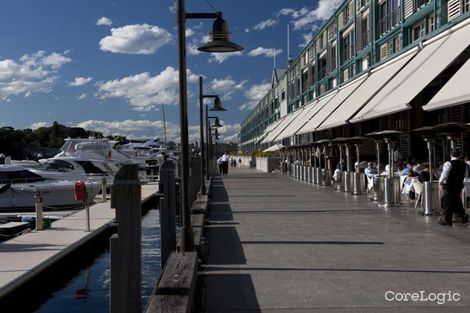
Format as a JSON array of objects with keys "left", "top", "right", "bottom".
[
  {"left": 313, "top": 167, "right": 318, "bottom": 184},
  {"left": 423, "top": 181, "right": 433, "bottom": 215},
  {"left": 101, "top": 178, "right": 107, "bottom": 203},
  {"left": 35, "top": 191, "right": 43, "bottom": 231}
]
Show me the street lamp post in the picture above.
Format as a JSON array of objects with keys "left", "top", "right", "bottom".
[
  {"left": 199, "top": 76, "right": 225, "bottom": 195},
  {"left": 177, "top": 0, "right": 243, "bottom": 251}
]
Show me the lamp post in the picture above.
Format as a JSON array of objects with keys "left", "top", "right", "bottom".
[
  {"left": 199, "top": 76, "right": 224, "bottom": 195},
  {"left": 207, "top": 113, "right": 224, "bottom": 177},
  {"left": 177, "top": 0, "right": 243, "bottom": 251}
]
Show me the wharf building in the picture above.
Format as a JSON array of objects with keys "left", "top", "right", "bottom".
[{"left": 240, "top": 0, "right": 470, "bottom": 162}]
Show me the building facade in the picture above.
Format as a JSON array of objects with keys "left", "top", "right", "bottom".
[{"left": 240, "top": 0, "right": 470, "bottom": 160}]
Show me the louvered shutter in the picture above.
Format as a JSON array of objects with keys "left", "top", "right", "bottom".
[
  {"left": 356, "top": 16, "right": 363, "bottom": 52},
  {"left": 404, "top": 0, "right": 413, "bottom": 19},
  {"left": 338, "top": 12, "right": 344, "bottom": 30},
  {"left": 380, "top": 43, "right": 388, "bottom": 61},
  {"left": 448, "top": 0, "right": 462, "bottom": 21}
]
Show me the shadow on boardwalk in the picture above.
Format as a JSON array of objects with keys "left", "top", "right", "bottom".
[
  {"left": 196, "top": 168, "right": 470, "bottom": 313},
  {"left": 198, "top": 176, "right": 261, "bottom": 313}
]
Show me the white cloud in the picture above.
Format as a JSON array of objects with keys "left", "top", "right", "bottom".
[
  {"left": 169, "top": 3, "right": 177, "bottom": 14},
  {"left": 69, "top": 77, "right": 93, "bottom": 87},
  {"left": 99, "top": 24, "right": 172, "bottom": 55},
  {"left": 253, "top": 18, "right": 278, "bottom": 31},
  {"left": 248, "top": 47, "right": 283, "bottom": 58},
  {"left": 245, "top": 28, "right": 250, "bottom": 33},
  {"left": 239, "top": 82, "right": 271, "bottom": 111},
  {"left": 0, "top": 50, "right": 71, "bottom": 100},
  {"left": 96, "top": 66, "right": 198, "bottom": 111},
  {"left": 78, "top": 93, "right": 88, "bottom": 100},
  {"left": 299, "top": 31, "right": 317, "bottom": 48},
  {"left": 30, "top": 121, "right": 52, "bottom": 130},
  {"left": 280, "top": 1, "right": 342, "bottom": 30},
  {"left": 39, "top": 51, "right": 72, "bottom": 69},
  {"left": 209, "top": 51, "right": 243, "bottom": 64},
  {"left": 74, "top": 119, "right": 239, "bottom": 143},
  {"left": 96, "top": 17, "right": 113, "bottom": 27},
  {"left": 185, "top": 28, "right": 195, "bottom": 37},
  {"left": 209, "top": 77, "right": 247, "bottom": 100}
]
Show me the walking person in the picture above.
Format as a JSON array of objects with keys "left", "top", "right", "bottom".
[
  {"left": 221, "top": 152, "right": 230, "bottom": 175},
  {"left": 438, "top": 150, "right": 470, "bottom": 225},
  {"left": 217, "top": 156, "right": 224, "bottom": 175}
]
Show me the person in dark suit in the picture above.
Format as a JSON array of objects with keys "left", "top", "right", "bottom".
[{"left": 438, "top": 150, "right": 470, "bottom": 225}]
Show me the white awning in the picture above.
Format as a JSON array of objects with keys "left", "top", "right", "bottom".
[
  {"left": 298, "top": 75, "right": 367, "bottom": 134},
  {"left": 351, "top": 20, "right": 470, "bottom": 123},
  {"left": 261, "top": 109, "right": 303, "bottom": 144},
  {"left": 423, "top": 56, "right": 470, "bottom": 111},
  {"left": 274, "top": 101, "right": 319, "bottom": 140},
  {"left": 293, "top": 91, "right": 337, "bottom": 135},
  {"left": 257, "top": 117, "right": 284, "bottom": 143},
  {"left": 263, "top": 144, "right": 283, "bottom": 152},
  {"left": 318, "top": 49, "right": 417, "bottom": 131}
]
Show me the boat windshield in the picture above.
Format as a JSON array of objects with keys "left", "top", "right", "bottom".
[
  {"left": 0, "top": 170, "right": 46, "bottom": 184},
  {"left": 37, "top": 160, "right": 75, "bottom": 172}
]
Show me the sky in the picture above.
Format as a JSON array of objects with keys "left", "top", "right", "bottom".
[{"left": 0, "top": 0, "right": 342, "bottom": 143}]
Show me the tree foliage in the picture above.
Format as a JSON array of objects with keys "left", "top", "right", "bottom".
[{"left": 0, "top": 121, "right": 109, "bottom": 159}]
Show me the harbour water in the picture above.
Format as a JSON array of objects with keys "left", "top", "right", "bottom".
[{"left": 32, "top": 208, "right": 161, "bottom": 313}]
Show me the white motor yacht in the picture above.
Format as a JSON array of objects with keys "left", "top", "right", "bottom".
[
  {"left": 30, "top": 158, "right": 114, "bottom": 185},
  {"left": 54, "top": 138, "right": 148, "bottom": 181},
  {"left": 0, "top": 165, "right": 101, "bottom": 210}
]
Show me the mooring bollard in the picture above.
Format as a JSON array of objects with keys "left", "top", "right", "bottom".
[
  {"left": 35, "top": 191, "right": 43, "bottom": 231},
  {"left": 110, "top": 164, "right": 142, "bottom": 313},
  {"left": 159, "top": 159, "right": 177, "bottom": 269},
  {"left": 101, "top": 178, "right": 107, "bottom": 203}
]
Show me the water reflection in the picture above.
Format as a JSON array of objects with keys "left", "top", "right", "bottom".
[{"left": 34, "top": 209, "right": 161, "bottom": 313}]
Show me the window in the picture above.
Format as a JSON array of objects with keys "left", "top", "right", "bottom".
[
  {"left": 378, "top": 0, "right": 400, "bottom": 35},
  {"left": 405, "top": 0, "right": 431, "bottom": 18},
  {"left": 465, "top": 0, "right": 470, "bottom": 12},
  {"left": 341, "top": 31, "right": 354, "bottom": 63},
  {"left": 361, "top": 56, "right": 369, "bottom": 71},
  {"left": 356, "top": 0, "right": 370, "bottom": 12},
  {"left": 412, "top": 21, "right": 425, "bottom": 41},
  {"left": 281, "top": 89, "right": 286, "bottom": 101},
  {"left": 428, "top": 15, "right": 435, "bottom": 33},
  {"left": 318, "top": 57, "right": 327, "bottom": 80}
]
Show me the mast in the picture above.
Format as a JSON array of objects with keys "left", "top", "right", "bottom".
[{"left": 161, "top": 103, "right": 167, "bottom": 147}]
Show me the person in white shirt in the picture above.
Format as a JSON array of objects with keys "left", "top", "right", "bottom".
[
  {"left": 221, "top": 153, "right": 230, "bottom": 175},
  {"left": 438, "top": 150, "right": 470, "bottom": 225}
]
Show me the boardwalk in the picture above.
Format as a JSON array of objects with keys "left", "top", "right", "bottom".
[{"left": 198, "top": 167, "right": 470, "bottom": 313}]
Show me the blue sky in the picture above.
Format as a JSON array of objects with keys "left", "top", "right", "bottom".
[{"left": 0, "top": 0, "right": 341, "bottom": 142}]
